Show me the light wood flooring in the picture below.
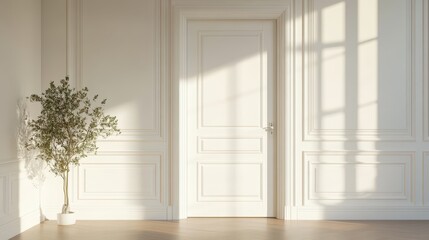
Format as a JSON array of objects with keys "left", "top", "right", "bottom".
[{"left": 11, "top": 218, "right": 429, "bottom": 240}]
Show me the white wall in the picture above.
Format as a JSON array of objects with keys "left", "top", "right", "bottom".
[
  {"left": 41, "top": 0, "right": 428, "bottom": 220},
  {"left": 42, "top": 0, "right": 66, "bottom": 90},
  {"left": 0, "top": 0, "right": 42, "bottom": 238}
]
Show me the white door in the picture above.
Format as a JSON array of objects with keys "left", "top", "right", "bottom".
[{"left": 186, "top": 20, "right": 276, "bottom": 217}]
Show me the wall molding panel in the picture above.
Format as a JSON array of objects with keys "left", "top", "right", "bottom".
[
  {"left": 422, "top": 152, "right": 429, "bottom": 204},
  {"left": 303, "top": 152, "right": 414, "bottom": 205},
  {"left": 69, "top": 152, "right": 168, "bottom": 219},
  {"left": 302, "top": 0, "right": 415, "bottom": 141},
  {"left": 9, "top": 174, "right": 21, "bottom": 214},
  {"left": 69, "top": 0, "right": 166, "bottom": 142},
  {"left": 0, "top": 161, "right": 20, "bottom": 226},
  {"left": 76, "top": 154, "right": 162, "bottom": 202},
  {"left": 0, "top": 175, "right": 6, "bottom": 218},
  {"left": 0, "top": 161, "right": 40, "bottom": 239}
]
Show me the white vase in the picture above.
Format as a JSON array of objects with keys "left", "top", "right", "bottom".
[{"left": 57, "top": 212, "right": 76, "bottom": 225}]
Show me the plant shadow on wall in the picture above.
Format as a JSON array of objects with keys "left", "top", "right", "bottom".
[
  {"left": 17, "top": 99, "right": 47, "bottom": 222},
  {"left": 25, "top": 77, "right": 120, "bottom": 225},
  {"left": 310, "top": 0, "right": 408, "bottom": 220}
]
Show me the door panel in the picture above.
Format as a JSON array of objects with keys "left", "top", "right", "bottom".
[{"left": 187, "top": 20, "right": 276, "bottom": 217}]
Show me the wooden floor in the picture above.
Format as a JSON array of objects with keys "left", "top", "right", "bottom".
[{"left": 11, "top": 219, "right": 429, "bottom": 240}]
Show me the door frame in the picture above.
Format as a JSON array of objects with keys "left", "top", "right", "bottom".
[{"left": 171, "top": 1, "right": 294, "bottom": 220}]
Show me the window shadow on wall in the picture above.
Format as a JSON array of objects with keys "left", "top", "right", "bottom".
[{"left": 310, "top": 0, "right": 409, "bottom": 220}]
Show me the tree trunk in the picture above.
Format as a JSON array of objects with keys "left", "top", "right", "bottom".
[{"left": 62, "top": 171, "right": 70, "bottom": 214}]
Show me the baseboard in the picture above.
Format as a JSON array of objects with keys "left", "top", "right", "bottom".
[
  {"left": 290, "top": 206, "right": 429, "bottom": 220},
  {"left": 284, "top": 205, "right": 298, "bottom": 220},
  {"left": 15, "top": 206, "right": 429, "bottom": 222},
  {"left": 43, "top": 206, "right": 168, "bottom": 220},
  {"left": 0, "top": 210, "right": 40, "bottom": 240}
]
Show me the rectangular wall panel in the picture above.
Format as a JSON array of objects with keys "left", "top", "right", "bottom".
[
  {"left": 10, "top": 174, "right": 40, "bottom": 216},
  {"left": 0, "top": 165, "right": 40, "bottom": 238},
  {"left": 303, "top": 0, "right": 414, "bottom": 141},
  {"left": 9, "top": 175, "right": 20, "bottom": 214},
  {"left": 78, "top": 155, "right": 161, "bottom": 201},
  {"left": 423, "top": 152, "right": 429, "bottom": 205},
  {"left": 303, "top": 152, "right": 413, "bottom": 204},
  {"left": 79, "top": 0, "right": 162, "bottom": 140},
  {"left": 0, "top": 176, "right": 5, "bottom": 217}
]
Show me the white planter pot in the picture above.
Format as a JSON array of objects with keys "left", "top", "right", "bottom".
[{"left": 57, "top": 212, "right": 76, "bottom": 225}]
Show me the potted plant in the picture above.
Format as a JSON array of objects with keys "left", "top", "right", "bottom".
[{"left": 26, "top": 76, "right": 120, "bottom": 225}]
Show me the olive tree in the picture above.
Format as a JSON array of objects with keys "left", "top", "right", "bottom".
[{"left": 26, "top": 76, "right": 120, "bottom": 214}]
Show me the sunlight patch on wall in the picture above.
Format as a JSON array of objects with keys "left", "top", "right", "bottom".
[
  {"left": 321, "top": 1, "right": 345, "bottom": 43},
  {"left": 357, "top": 0, "right": 378, "bottom": 129}
]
